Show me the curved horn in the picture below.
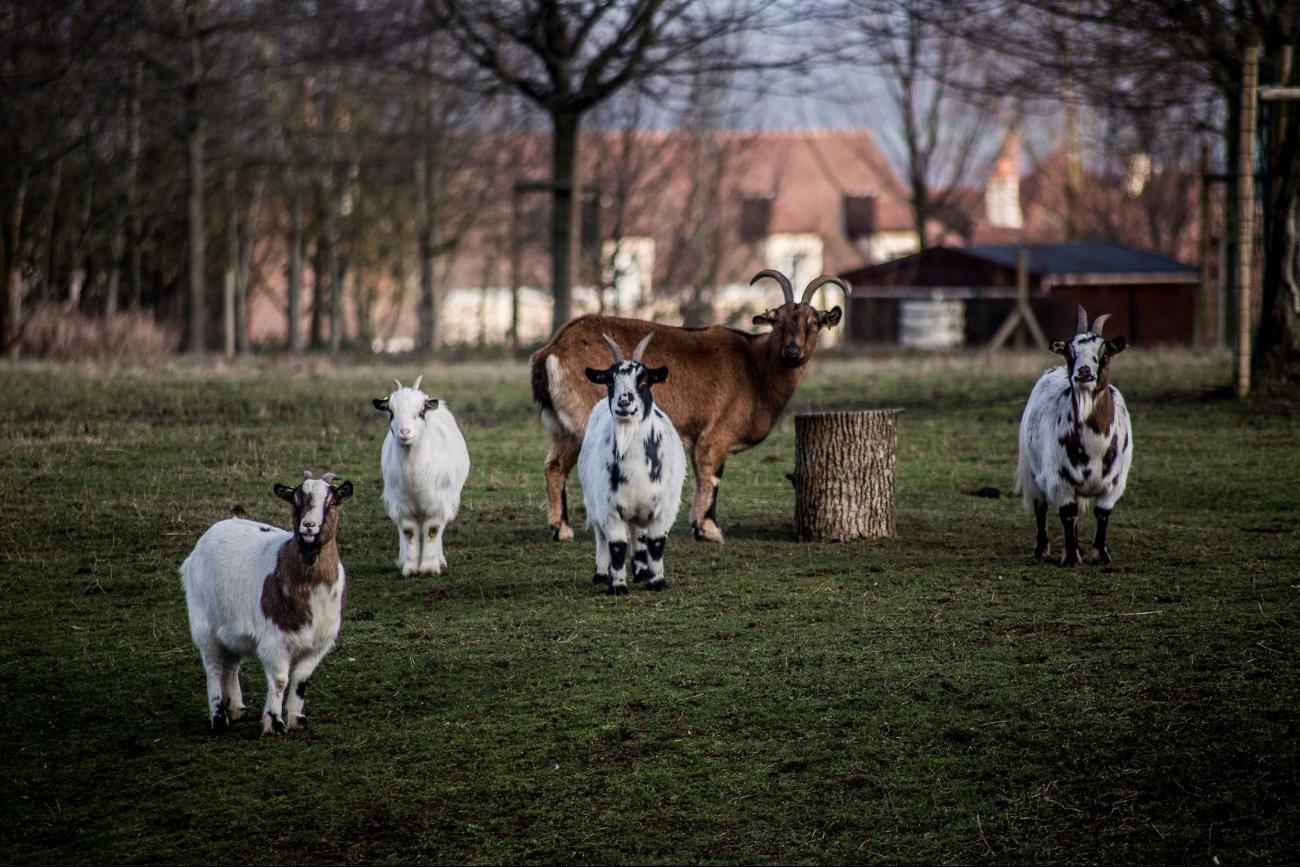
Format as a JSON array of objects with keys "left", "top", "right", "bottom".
[
  {"left": 631, "top": 331, "right": 655, "bottom": 363},
  {"left": 751, "top": 269, "right": 795, "bottom": 306},
  {"left": 1091, "top": 313, "right": 1111, "bottom": 337},
  {"left": 1075, "top": 305, "right": 1089, "bottom": 335},
  {"left": 321, "top": 472, "right": 339, "bottom": 486},
  {"left": 801, "top": 275, "right": 849, "bottom": 306},
  {"left": 601, "top": 333, "right": 625, "bottom": 363},
  {"left": 391, "top": 377, "right": 403, "bottom": 392},
  {"left": 413, "top": 374, "right": 423, "bottom": 393},
  {"left": 301, "top": 469, "right": 313, "bottom": 481}
]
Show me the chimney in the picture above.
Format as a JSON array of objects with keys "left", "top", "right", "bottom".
[{"left": 985, "top": 129, "right": 1023, "bottom": 229}]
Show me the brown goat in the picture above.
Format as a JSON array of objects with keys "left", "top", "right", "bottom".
[{"left": 530, "top": 270, "right": 845, "bottom": 543}]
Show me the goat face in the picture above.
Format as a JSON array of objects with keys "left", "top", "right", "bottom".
[
  {"left": 753, "top": 302, "right": 843, "bottom": 368},
  {"left": 586, "top": 360, "right": 668, "bottom": 423},
  {"left": 750, "top": 272, "right": 846, "bottom": 368},
  {"left": 373, "top": 388, "right": 439, "bottom": 447},
  {"left": 274, "top": 476, "right": 353, "bottom": 546},
  {"left": 1051, "top": 318, "right": 1127, "bottom": 393}
]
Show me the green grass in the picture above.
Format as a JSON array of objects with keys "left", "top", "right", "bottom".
[{"left": 1, "top": 350, "right": 1297, "bottom": 864}]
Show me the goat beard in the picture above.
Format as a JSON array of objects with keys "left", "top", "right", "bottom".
[
  {"left": 1072, "top": 383, "right": 1097, "bottom": 422},
  {"left": 613, "top": 416, "right": 639, "bottom": 460},
  {"left": 297, "top": 536, "right": 321, "bottom": 566}
]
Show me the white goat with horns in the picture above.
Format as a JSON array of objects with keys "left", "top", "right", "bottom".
[
  {"left": 373, "top": 375, "right": 471, "bottom": 576},
  {"left": 181, "top": 470, "right": 353, "bottom": 734},
  {"left": 578, "top": 332, "right": 687, "bottom": 594},
  {"left": 1016, "top": 305, "right": 1133, "bottom": 566}
]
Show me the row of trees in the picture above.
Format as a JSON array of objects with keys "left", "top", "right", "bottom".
[{"left": 2, "top": 0, "right": 1297, "bottom": 388}]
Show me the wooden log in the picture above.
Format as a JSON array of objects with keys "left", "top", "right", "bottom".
[{"left": 792, "top": 409, "right": 902, "bottom": 541}]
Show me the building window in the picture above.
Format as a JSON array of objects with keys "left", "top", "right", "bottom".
[
  {"left": 739, "top": 195, "right": 773, "bottom": 243},
  {"left": 843, "top": 194, "right": 877, "bottom": 238}
]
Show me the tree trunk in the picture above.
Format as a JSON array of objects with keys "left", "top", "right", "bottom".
[
  {"left": 127, "top": 58, "right": 142, "bottom": 310},
  {"left": 549, "top": 108, "right": 581, "bottom": 333},
  {"left": 792, "top": 410, "right": 903, "bottom": 542},
  {"left": 223, "top": 167, "right": 237, "bottom": 359},
  {"left": 41, "top": 157, "right": 62, "bottom": 302},
  {"left": 287, "top": 191, "right": 303, "bottom": 351},
  {"left": 2, "top": 170, "right": 27, "bottom": 359},
  {"left": 186, "top": 0, "right": 206, "bottom": 354},
  {"left": 235, "top": 173, "right": 262, "bottom": 355},
  {"left": 1254, "top": 48, "right": 1300, "bottom": 392},
  {"left": 310, "top": 230, "right": 329, "bottom": 350}
]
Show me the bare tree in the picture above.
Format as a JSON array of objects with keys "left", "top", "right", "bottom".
[
  {"left": 847, "top": 0, "right": 1001, "bottom": 248},
  {"left": 438, "top": 0, "right": 804, "bottom": 335}
]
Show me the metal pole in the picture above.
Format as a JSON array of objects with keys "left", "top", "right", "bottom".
[{"left": 1236, "top": 46, "right": 1258, "bottom": 398}]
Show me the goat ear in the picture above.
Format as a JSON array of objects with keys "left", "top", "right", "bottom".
[
  {"left": 752, "top": 309, "right": 778, "bottom": 326},
  {"left": 372, "top": 397, "right": 389, "bottom": 412},
  {"left": 1106, "top": 336, "right": 1128, "bottom": 355},
  {"left": 1050, "top": 340, "right": 1069, "bottom": 356},
  {"left": 334, "top": 480, "right": 354, "bottom": 502},
  {"left": 646, "top": 365, "right": 668, "bottom": 384},
  {"left": 818, "top": 306, "right": 843, "bottom": 328},
  {"left": 585, "top": 367, "right": 611, "bottom": 384},
  {"left": 424, "top": 398, "right": 439, "bottom": 411},
  {"left": 273, "top": 483, "right": 296, "bottom": 502}
]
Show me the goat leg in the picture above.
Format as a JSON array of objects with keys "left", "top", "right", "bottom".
[{"left": 1089, "top": 507, "right": 1113, "bottom": 565}]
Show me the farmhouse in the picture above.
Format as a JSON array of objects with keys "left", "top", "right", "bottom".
[{"left": 841, "top": 242, "right": 1201, "bottom": 347}]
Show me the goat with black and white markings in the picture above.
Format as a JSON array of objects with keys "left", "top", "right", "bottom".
[
  {"left": 578, "top": 332, "right": 687, "bottom": 594},
  {"left": 1016, "top": 306, "right": 1133, "bottom": 566}
]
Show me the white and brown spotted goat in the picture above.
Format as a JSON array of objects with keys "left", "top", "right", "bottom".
[
  {"left": 180, "top": 471, "right": 353, "bottom": 734},
  {"left": 1016, "top": 306, "right": 1133, "bottom": 565},
  {"left": 532, "top": 269, "right": 844, "bottom": 544}
]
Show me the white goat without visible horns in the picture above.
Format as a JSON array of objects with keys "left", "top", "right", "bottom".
[
  {"left": 373, "top": 375, "right": 471, "bottom": 576},
  {"left": 1016, "top": 305, "right": 1134, "bottom": 566},
  {"left": 578, "top": 332, "right": 687, "bottom": 594}
]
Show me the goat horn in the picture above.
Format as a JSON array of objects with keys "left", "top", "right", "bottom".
[
  {"left": 751, "top": 269, "right": 795, "bottom": 306},
  {"left": 1076, "top": 305, "right": 1088, "bottom": 335},
  {"left": 301, "top": 469, "right": 313, "bottom": 481},
  {"left": 392, "top": 377, "right": 403, "bottom": 391},
  {"left": 1091, "top": 313, "right": 1111, "bottom": 337},
  {"left": 631, "top": 331, "right": 655, "bottom": 363},
  {"left": 413, "top": 374, "right": 423, "bottom": 392},
  {"left": 801, "top": 275, "right": 848, "bottom": 306},
  {"left": 601, "top": 333, "right": 625, "bottom": 362},
  {"left": 321, "top": 472, "right": 339, "bottom": 485}
]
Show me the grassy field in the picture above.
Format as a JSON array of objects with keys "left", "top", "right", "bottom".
[{"left": 1, "top": 349, "right": 1297, "bottom": 864}]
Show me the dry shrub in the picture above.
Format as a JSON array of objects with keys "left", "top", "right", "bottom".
[{"left": 21, "top": 304, "right": 179, "bottom": 360}]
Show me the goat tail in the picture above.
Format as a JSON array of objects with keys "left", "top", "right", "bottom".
[{"left": 1013, "top": 440, "right": 1035, "bottom": 513}]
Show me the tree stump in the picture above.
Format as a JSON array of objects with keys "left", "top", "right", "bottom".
[{"left": 792, "top": 409, "right": 902, "bottom": 542}]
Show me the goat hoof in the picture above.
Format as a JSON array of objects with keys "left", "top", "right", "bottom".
[
  {"left": 1034, "top": 543, "right": 1051, "bottom": 560},
  {"left": 1088, "top": 547, "right": 1112, "bottom": 565},
  {"left": 227, "top": 704, "right": 248, "bottom": 721},
  {"left": 647, "top": 578, "right": 668, "bottom": 592},
  {"left": 549, "top": 523, "right": 574, "bottom": 542},
  {"left": 632, "top": 568, "right": 652, "bottom": 584},
  {"left": 1059, "top": 549, "right": 1082, "bottom": 567},
  {"left": 262, "top": 713, "right": 287, "bottom": 736},
  {"left": 210, "top": 706, "right": 230, "bottom": 732},
  {"left": 607, "top": 584, "right": 629, "bottom": 596},
  {"left": 288, "top": 715, "right": 308, "bottom": 731},
  {"left": 592, "top": 572, "right": 608, "bottom": 585},
  {"left": 691, "top": 521, "right": 725, "bottom": 544}
]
